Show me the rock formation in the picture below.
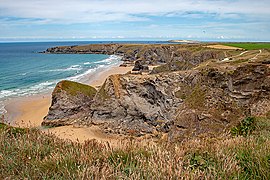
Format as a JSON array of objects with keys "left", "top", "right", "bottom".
[
  {"left": 44, "top": 44, "right": 226, "bottom": 67},
  {"left": 43, "top": 80, "right": 96, "bottom": 126},
  {"left": 43, "top": 64, "right": 270, "bottom": 141},
  {"left": 42, "top": 44, "right": 270, "bottom": 141}
]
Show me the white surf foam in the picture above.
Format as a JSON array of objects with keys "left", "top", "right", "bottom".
[
  {"left": 94, "top": 55, "right": 122, "bottom": 64},
  {"left": 68, "top": 55, "right": 122, "bottom": 82},
  {"left": 40, "top": 64, "right": 82, "bottom": 72},
  {"left": 0, "top": 90, "right": 18, "bottom": 99},
  {"left": 20, "top": 72, "right": 28, "bottom": 76},
  {"left": 0, "top": 102, "right": 6, "bottom": 115},
  {"left": 0, "top": 80, "right": 57, "bottom": 100}
]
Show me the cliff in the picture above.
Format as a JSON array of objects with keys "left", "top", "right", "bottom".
[
  {"left": 45, "top": 44, "right": 226, "bottom": 68},
  {"left": 43, "top": 50, "right": 270, "bottom": 141},
  {"left": 42, "top": 43, "right": 270, "bottom": 141}
]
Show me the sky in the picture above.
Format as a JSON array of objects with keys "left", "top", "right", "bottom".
[{"left": 0, "top": 0, "right": 270, "bottom": 42}]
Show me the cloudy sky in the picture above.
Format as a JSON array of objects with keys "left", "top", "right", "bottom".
[{"left": 0, "top": 0, "right": 270, "bottom": 41}]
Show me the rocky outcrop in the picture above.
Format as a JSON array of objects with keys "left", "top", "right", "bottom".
[
  {"left": 43, "top": 62, "right": 270, "bottom": 140},
  {"left": 132, "top": 60, "right": 149, "bottom": 72},
  {"left": 42, "top": 80, "right": 96, "bottom": 126},
  {"left": 44, "top": 44, "right": 226, "bottom": 67}
]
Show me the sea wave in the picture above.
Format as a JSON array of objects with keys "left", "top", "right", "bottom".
[
  {"left": 0, "top": 102, "right": 6, "bottom": 115},
  {"left": 0, "top": 80, "right": 57, "bottom": 100},
  {"left": 0, "top": 90, "right": 18, "bottom": 98},
  {"left": 40, "top": 64, "right": 82, "bottom": 72},
  {"left": 68, "top": 55, "right": 122, "bottom": 82},
  {"left": 94, "top": 55, "right": 122, "bottom": 64},
  {"left": 19, "top": 72, "right": 28, "bottom": 76}
]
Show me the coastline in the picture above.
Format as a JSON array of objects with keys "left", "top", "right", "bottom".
[{"left": 3, "top": 65, "right": 133, "bottom": 142}]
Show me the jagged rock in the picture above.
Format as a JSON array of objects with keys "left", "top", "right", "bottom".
[
  {"left": 132, "top": 60, "right": 143, "bottom": 71},
  {"left": 88, "top": 63, "right": 269, "bottom": 138},
  {"left": 42, "top": 80, "right": 97, "bottom": 126},
  {"left": 132, "top": 60, "right": 149, "bottom": 72}
]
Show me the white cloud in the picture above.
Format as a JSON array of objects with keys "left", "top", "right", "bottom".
[{"left": 0, "top": 0, "right": 269, "bottom": 24}]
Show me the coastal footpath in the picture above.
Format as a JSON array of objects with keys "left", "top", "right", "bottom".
[{"left": 43, "top": 44, "right": 270, "bottom": 141}]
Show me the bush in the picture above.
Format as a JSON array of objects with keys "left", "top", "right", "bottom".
[
  {"left": 231, "top": 117, "right": 256, "bottom": 136},
  {"left": 185, "top": 152, "right": 215, "bottom": 171}
]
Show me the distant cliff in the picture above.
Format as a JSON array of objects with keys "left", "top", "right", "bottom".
[{"left": 44, "top": 44, "right": 226, "bottom": 67}]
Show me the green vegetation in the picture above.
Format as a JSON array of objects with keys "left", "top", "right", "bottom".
[
  {"left": 229, "top": 58, "right": 249, "bottom": 65},
  {"left": 0, "top": 116, "right": 269, "bottom": 179},
  {"left": 185, "top": 85, "right": 206, "bottom": 110},
  {"left": 175, "top": 90, "right": 187, "bottom": 99},
  {"left": 55, "top": 80, "right": 97, "bottom": 97},
  {"left": 223, "top": 43, "right": 270, "bottom": 50},
  {"left": 185, "top": 152, "right": 215, "bottom": 171},
  {"left": 231, "top": 117, "right": 256, "bottom": 136},
  {"left": 152, "top": 61, "right": 194, "bottom": 74}
]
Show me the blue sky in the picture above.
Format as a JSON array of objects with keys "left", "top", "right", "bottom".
[{"left": 0, "top": 0, "right": 270, "bottom": 42}]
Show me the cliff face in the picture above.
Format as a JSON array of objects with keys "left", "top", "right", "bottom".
[
  {"left": 45, "top": 44, "right": 226, "bottom": 67},
  {"left": 43, "top": 80, "right": 96, "bottom": 126},
  {"left": 43, "top": 60, "right": 270, "bottom": 140}
]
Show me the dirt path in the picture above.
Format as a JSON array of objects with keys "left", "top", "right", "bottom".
[
  {"left": 222, "top": 51, "right": 249, "bottom": 61},
  {"left": 250, "top": 50, "right": 262, "bottom": 60}
]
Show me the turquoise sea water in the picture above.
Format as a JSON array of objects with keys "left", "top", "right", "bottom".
[{"left": 0, "top": 41, "right": 125, "bottom": 114}]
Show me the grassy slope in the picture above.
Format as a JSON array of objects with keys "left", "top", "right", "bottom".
[
  {"left": 54, "top": 80, "right": 97, "bottom": 97},
  {"left": 0, "top": 115, "right": 269, "bottom": 179},
  {"left": 223, "top": 43, "right": 270, "bottom": 50}
]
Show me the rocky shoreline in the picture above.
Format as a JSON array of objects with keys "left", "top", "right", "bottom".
[
  {"left": 44, "top": 44, "right": 225, "bottom": 66},
  {"left": 42, "top": 44, "right": 270, "bottom": 141}
]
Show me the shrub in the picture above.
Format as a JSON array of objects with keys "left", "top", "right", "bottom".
[
  {"left": 231, "top": 117, "right": 256, "bottom": 136},
  {"left": 185, "top": 152, "right": 215, "bottom": 171}
]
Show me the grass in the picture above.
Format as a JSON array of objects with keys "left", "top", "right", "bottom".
[
  {"left": 54, "top": 80, "right": 97, "bottom": 97},
  {"left": 231, "top": 117, "right": 256, "bottom": 136},
  {"left": 0, "top": 116, "right": 269, "bottom": 179},
  {"left": 185, "top": 85, "right": 206, "bottom": 110},
  {"left": 223, "top": 43, "right": 270, "bottom": 50},
  {"left": 152, "top": 61, "right": 194, "bottom": 74}
]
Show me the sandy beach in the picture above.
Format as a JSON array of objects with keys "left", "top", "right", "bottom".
[{"left": 4, "top": 65, "right": 133, "bottom": 142}]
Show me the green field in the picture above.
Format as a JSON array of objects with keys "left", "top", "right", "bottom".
[{"left": 223, "top": 43, "right": 270, "bottom": 50}]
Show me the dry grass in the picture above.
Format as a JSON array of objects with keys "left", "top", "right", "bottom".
[
  {"left": 110, "top": 74, "right": 122, "bottom": 99},
  {"left": 0, "top": 116, "right": 269, "bottom": 179}
]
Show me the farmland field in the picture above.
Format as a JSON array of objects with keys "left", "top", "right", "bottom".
[{"left": 223, "top": 43, "right": 270, "bottom": 50}]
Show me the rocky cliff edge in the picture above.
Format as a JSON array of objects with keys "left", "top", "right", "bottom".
[{"left": 43, "top": 56, "right": 270, "bottom": 141}]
